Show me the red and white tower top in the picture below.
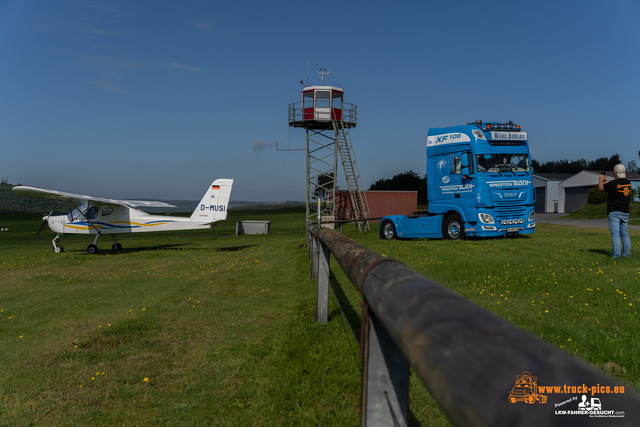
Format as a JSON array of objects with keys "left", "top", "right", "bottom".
[{"left": 289, "top": 85, "right": 357, "bottom": 130}]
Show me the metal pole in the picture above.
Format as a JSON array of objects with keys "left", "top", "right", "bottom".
[
  {"left": 361, "top": 310, "right": 409, "bottom": 426},
  {"left": 306, "top": 128, "right": 311, "bottom": 226}
]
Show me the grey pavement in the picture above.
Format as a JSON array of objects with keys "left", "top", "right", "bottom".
[{"left": 536, "top": 213, "right": 640, "bottom": 231}]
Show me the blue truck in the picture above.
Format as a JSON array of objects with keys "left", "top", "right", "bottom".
[{"left": 379, "top": 120, "right": 535, "bottom": 240}]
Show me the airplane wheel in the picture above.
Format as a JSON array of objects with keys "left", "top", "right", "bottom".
[
  {"left": 443, "top": 213, "right": 465, "bottom": 240},
  {"left": 53, "top": 245, "right": 64, "bottom": 253},
  {"left": 380, "top": 220, "right": 397, "bottom": 240},
  {"left": 112, "top": 243, "right": 122, "bottom": 251},
  {"left": 87, "top": 244, "right": 98, "bottom": 254}
]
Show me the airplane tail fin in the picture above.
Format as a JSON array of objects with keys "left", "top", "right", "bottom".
[{"left": 190, "top": 179, "right": 234, "bottom": 223}]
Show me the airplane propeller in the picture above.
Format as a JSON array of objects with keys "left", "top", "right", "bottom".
[{"left": 37, "top": 202, "right": 59, "bottom": 235}]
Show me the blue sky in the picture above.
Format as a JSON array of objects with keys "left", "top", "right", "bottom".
[{"left": 2, "top": 0, "right": 640, "bottom": 202}]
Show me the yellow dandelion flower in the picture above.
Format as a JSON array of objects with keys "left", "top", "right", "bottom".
[{"left": 143, "top": 377, "right": 149, "bottom": 382}]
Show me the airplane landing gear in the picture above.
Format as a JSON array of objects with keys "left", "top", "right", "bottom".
[
  {"left": 52, "top": 235, "right": 64, "bottom": 253},
  {"left": 87, "top": 234, "right": 101, "bottom": 254},
  {"left": 111, "top": 235, "right": 122, "bottom": 251}
]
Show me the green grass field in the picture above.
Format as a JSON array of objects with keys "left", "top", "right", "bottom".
[{"left": 1, "top": 209, "right": 639, "bottom": 426}]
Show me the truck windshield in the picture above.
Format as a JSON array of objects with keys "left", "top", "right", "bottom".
[{"left": 476, "top": 154, "right": 530, "bottom": 173}]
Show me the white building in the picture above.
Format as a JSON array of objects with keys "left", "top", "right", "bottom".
[
  {"left": 533, "top": 173, "right": 573, "bottom": 213},
  {"left": 557, "top": 171, "right": 640, "bottom": 213}
]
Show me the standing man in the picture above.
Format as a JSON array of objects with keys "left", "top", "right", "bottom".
[{"left": 599, "top": 164, "right": 632, "bottom": 258}]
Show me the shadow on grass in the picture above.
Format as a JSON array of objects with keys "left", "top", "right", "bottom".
[
  {"left": 70, "top": 243, "right": 194, "bottom": 255},
  {"left": 328, "top": 270, "right": 361, "bottom": 344},
  {"left": 70, "top": 243, "right": 261, "bottom": 255},
  {"left": 216, "top": 244, "right": 261, "bottom": 252},
  {"left": 587, "top": 248, "right": 611, "bottom": 256}
]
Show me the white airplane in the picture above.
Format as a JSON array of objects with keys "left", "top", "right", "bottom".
[{"left": 12, "top": 179, "right": 233, "bottom": 254}]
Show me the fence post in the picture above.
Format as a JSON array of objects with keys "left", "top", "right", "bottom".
[
  {"left": 311, "top": 235, "right": 318, "bottom": 279},
  {"left": 316, "top": 239, "right": 330, "bottom": 323},
  {"left": 361, "top": 310, "right": 409, "bottom": 427}
]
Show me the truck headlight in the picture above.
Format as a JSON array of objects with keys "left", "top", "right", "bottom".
[
  {"left": 529, "top": 211, "right": 535, "bottom": 221},
  {"left": 479, "top": 213, "right": 494, "bottom": 224}
]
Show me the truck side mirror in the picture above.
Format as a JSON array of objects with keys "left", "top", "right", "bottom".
[{"left": 461, "top": 153, "right": 473, "bottom": 178}]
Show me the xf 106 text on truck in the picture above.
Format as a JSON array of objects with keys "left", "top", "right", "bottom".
[{"left": 380, "top": 120, "right": 535, "bottom": 240}]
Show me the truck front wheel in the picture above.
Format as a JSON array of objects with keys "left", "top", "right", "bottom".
[
  {"left": 443, "top": 213, "right": 465, "bottom": 240},
  {"left": 380, "top": 220, "right": 397, "bottom": 240}
]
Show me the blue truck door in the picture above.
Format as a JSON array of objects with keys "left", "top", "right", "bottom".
[{"left": 436, "top": 151, "right": 474, "bottom": 203}]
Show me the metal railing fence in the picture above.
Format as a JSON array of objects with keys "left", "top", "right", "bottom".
[
  {"left": 288, "top": 102, "right": 357, "bottom": 126},
  {"left": 307, "top": 224, "right": 640, "bottom": 427}
]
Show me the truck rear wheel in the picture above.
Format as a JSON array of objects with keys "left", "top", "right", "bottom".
[
  {"left": 380, "top": 220, "right": 397, "bottom": 240},
  {"left": 443, "top": 213, "right": 465, "bottom": 240}
]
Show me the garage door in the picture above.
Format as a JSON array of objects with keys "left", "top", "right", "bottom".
[
  {"left": 534, "top": 186, "right": 546, "bottom": 212},
  {"left": 565, "top": 186, "right": 591, "bottom": 212}
]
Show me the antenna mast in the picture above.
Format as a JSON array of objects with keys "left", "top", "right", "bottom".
[{"left": 316, "top": 68, "right": 330, "bottom": 85}]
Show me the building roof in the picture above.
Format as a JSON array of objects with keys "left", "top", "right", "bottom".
[
  {"left": 584, "top": 170, "right": 640, "bottom": 180},
  {"left": 533, "top": 173, "right": 574, "bottom": 181}
]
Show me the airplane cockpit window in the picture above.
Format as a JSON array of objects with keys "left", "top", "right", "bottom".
[
  {"left": 68, "top": 203, "right": 99, "bottom": 221},
  {"left": 85, "top": 206, "right": 99, "bottom": 220},
  {"left": 102, "top": 206, "right": 114, "bottom": 216}
]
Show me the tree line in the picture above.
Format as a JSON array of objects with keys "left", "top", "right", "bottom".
[{"left": 0, "top": 182, "right": 70, "bottom": 213}]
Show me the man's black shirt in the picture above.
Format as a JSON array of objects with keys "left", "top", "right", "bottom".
[{"left": 603, "top": 178, "right": 631, "bottom": 214}]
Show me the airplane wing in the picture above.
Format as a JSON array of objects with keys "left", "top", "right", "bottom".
[{"left": 12, "top": 186, "right": 176, "bottom": 209}]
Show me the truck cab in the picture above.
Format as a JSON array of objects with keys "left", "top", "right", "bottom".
[{"left": 379, "top": 120, "right": 536, "bottom": 240}]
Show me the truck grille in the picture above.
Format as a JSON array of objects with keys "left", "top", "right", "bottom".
[{"left": 495, "top": 202, "right": 526, "bottom": 221}]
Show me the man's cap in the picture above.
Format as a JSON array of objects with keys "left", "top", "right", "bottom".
[{"left": 614, "top": 164, "right": 626, "bottom": 178}]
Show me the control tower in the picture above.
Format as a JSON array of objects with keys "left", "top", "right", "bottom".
[{"left": 288, "top": 80, "right": 369, "bottom": 230}]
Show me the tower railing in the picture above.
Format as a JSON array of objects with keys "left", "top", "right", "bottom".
[{"left": 288, "top": 102, "right": 357, "bottom": 128}]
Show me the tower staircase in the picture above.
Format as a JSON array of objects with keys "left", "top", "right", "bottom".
[{"left": 333, "top": 119, "right": 370, "bottom": 231}]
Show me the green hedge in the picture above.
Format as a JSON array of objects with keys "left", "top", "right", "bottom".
[{"left": 587, "top": 186, "right": 607, "bottom": 204}]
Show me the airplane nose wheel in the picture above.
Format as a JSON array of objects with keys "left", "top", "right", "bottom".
[
  {"left": 87, "top": 244, "right": 98, "bottom": 254},
  {"left": 52, "top": 235, "right": 64, "bottom": 253}
]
